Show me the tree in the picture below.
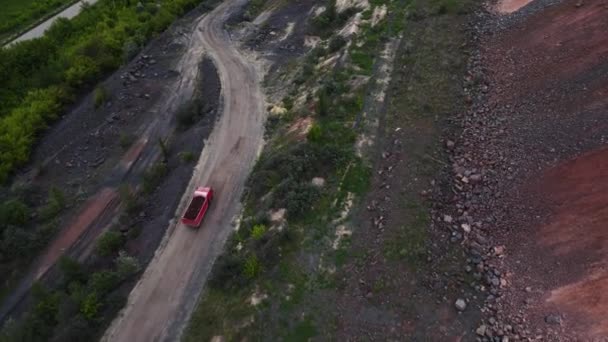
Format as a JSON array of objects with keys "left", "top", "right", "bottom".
[{"left": 96, "top": 231, "right": 124, "bottom": 257}]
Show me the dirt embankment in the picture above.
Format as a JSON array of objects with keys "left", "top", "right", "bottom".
[{"left": 450, "top": 0, "right": 608, "bottom": 339}]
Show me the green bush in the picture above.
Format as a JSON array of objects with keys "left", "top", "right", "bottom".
[
  {"left": 115, "top": 251, "right": 141, "bottom": 279},
  {"left": 0, "top": 0, "right": 215, "bottom": 184},
  {"left": 119, "top": 184, "right": 140, "bottom": 215},
  {"left": 66, "top": 57, "right": 100, "bottom": 87},
  {"left": 208, "top": 252, "right": 247, "bottom": 290},
  {"left": 178, "top": 151, "right": 196, "bottom": 163},
  {"left": 88, "top": 270, "right": 120, "bottom": 295},
  {"left": 176, "top": 100, "right": 202, "bottom": 128},
  {"left": 307, "top": 123, "right": 322, "bottom": 143},
  {"left": 39, "top": 186, "right": 66, "bottom": 220},
  {"left": 58, "top": 256, "right": 88, "bottom": 286},
  {"left": 317, "top": 88, "right": 330, "bottom": 116},
  {"left": 93, "top": 86, "right": 107, "bottom": 109},
  {"left": 328, "top": 36, "right": 347, "bottom": 53},
  {"left": 119, "top": 132, "right": 135, "bottom": 149},
  {"left": 80, "top": 292, "right": 100, "bottom": 320},
  {"left": 286, "top": 184, "right": 321, "bottom": 219},
  {"left": 96, "top": 231, "right": 124, "bottom": 257},
  {"left": 242, "top": 254, "right": 261, "bottom": 279},
  {"left": 251, "top": 224, "right": 266, "bottom": 240},
  {"left": 0, "top": 87, "right": 65, "bottom": 183},
  {"left": 0, "top": 199, "right": 29, "bottom": 227}
]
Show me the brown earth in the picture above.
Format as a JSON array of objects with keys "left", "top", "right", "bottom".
[
  {"left": 504, "top": 147, "right": 608, "bottom": 339},
  {"left": 460, "top": 0, "right": 608, "bottom": 339},
  {"left": 538, "top": 148, "right": 608, "bottom": 337}
]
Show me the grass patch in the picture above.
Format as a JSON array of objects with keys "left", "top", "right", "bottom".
[
  {"left": 285, "top": 318, "right": 318, "bottom": 341},
  {"left": 119, "top": 132, "right": 135, "bottom": 149},
  {"left": 94, "top": 85, "right": 108, "bottom": 109},
  {"left": 178, "top": 151, "right": 196, "bottom": 163}
]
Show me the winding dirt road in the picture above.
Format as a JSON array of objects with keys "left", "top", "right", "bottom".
[{"left": 102, "top": 0, "right": 266, "bottom": 340}]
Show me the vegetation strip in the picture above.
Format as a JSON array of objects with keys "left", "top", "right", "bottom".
[
  {"left": 183, "top": 0, "right": 406, "bottom": 339},
  {"left": 0, "top": 0, "right": 209, "bottom": 183},
  {"left": 0, "top": 0, "right": 82, "bottom": 46}
]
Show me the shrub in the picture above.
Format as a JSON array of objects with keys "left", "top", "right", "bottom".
[
  {"left": 307, "top": 123, "right": 322, "bottom": 143},
  {"left": 0, "top": 199, "right": 28, "bottom": 227},
  {"left": 115, "top": 251, "right": 141, "bottom": 279},
  {"left": 58, "top": 256, "right": 88, "bottom": 286},
  {"left": 80, "top": 292, "right": 100, "bottom": 320},
  {"left": 119, "top": 133, "right": 134, "bottom": 149},
  {"left": 39, "top": 187, "right": 65, "bottom": 221},
  {"left": 242, "top": 254, "right": 261, "bottom": 279},
  {"left": 208, "top": 253, "right": 246, "bottom": 290},
  {"left": 178, "top": 151, "right": 196, "bottom": 163},
  {"left": 286, "top": 184, "right": 321, "bottom": 219},
  {"left": 176, "top": 100, "right": 202, "bottom": 128},
  {"left": 317, "top": 88, "right": 330, "bottom": 117},
  {"left": 66, "top": 57, "right": 100, "bottom": 87},
  {"left": 328, "top": 36, "right": 347, "bottom": 53},
  {"left": 122, "top": 39, "right": 140, "bottom": 62},
  {"left": 119, "top": 185, "right": 140, "bottom": 215},
  {"left": 88, "top": 270, "right": 120, "bottom": 295},
  {"left": 93, "top": 86, "right": 108, "bottom": 108},
  {"left": 0, "top": 225, "right": 37, "bottom": 260},
  {"left": 96, "top": 231, "right": 124, "bottom": 256},
  {"left": 251, "top": 224, "right": 266, "bottom": 240}
]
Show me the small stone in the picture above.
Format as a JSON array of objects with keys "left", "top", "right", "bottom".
[
  {"left": 493, "top": 245, "right": 505, "bottom": 256},
  {"left": 525, "top": 286, "right": 532, "bottom": 293},
  {"left": 455, "top": 298, "right": 467, "bottom": 311},
  {"left": 311, "top": 177, "right": 326, "bottom": 187},
  {"left": 446, "top": 140, "right": 455, "bottom": 149},
  {"left": 545, "top": 313, "right": 562, "bottom": 325},
  {"left": 470, "top": 174, "right": 482, "bottom": 183},
  {"left": 444, "top": 215, "right": 453, "bottom": 223},
  {"left": 461, "top": 223, "right": 471, "bottom": 233},
  {"left": 476, "top": 324, "right": 487, "bottom": 336}
]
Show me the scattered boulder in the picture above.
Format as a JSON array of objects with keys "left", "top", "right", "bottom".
[
  {"left": 544, "top": 313, "right": 562, "bottom": 325},
  {"left": 311, "top": 177, "right": 326, "bottom": 187},
  {"left": 455, "top": 298, "right": 467, "bottom": 311}
]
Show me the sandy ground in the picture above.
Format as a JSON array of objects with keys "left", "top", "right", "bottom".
[{"left": 101, "top": 0, "right": 266, "bottom": 340}]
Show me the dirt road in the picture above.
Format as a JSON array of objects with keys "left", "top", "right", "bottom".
[{"left": 102, "top": 0, "right": 266, "bottom": 341}]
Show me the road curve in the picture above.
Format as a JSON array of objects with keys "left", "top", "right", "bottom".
[{"left": 102, "top": 0, "right": 266, "bottom": 340}]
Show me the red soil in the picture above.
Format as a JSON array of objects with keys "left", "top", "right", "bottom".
[
  {"left": 483, "top": 0, "right": 608, "bottom": 338},
  {"left": 35, "top": 187, "right": 118, "bottom": 279},
  {"left": 535, "top": 148, "right": 608, "bottom": 338},
  {"left": 488, "top": 0, "right": 608, "bottom": 104}
]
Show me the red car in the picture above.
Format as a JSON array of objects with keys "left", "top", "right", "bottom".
[{"left": 181, "top": 187, "right": 213, "bottom": 227}]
